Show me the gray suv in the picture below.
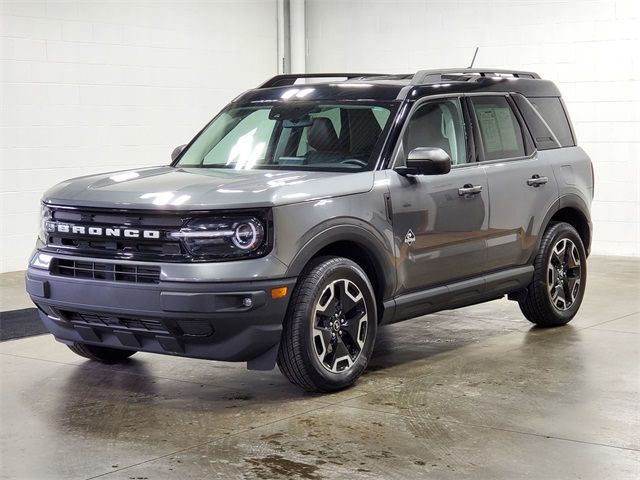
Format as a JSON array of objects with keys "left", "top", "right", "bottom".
[{"left": 26, "top": 69, "right": 593, "bottom": 392}]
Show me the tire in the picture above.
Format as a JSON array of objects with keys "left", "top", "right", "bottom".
[
  {"left": 277, "top": 256, "right": 378, "bottom": 393},
  {"left": 67, "top": 343, "right": 137, "bottom": 364},
  {"left": 519, "top": 222, "right": 587, "bottom": 327}
]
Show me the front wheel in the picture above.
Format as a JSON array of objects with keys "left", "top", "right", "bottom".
[
  {"left": 519, "top": 222, "right": 587, "bottom": 327},
  {"left": 277, "top": 257, "right": 377, "bottom": 392}
]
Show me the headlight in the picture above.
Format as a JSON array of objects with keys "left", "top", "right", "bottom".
[
  {"left": 171, "top": 215, "right": 267, "bottom": 259},
  {"left": 38, "top": 204, "right": 51, "bottom": 244}
]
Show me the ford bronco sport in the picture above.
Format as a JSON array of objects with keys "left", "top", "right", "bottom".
[{"left": 26, "top": 69, "right": 593, "bottom": 392}]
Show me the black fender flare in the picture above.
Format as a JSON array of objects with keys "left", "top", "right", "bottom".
[
  {"left": 558, "top": 193, "right": 592, "bottom": 222},
  {"left": 285, "top": 222, "right": 396, "bottom": 301},
  {"left": 533, "top": 193, "right": 592, "bottom": 261}
]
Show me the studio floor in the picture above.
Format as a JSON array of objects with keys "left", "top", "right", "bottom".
[{"left": 0, "top": 255, "right": 638, "bottom": 480}]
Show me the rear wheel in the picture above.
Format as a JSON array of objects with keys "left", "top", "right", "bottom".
[
  {"left": 68, "top": 343, "right": 136, "bottom": 364},
  {"left": 277, "top": 257, "right": 377, "bottom": 392},
  {"left": 519, "top": 222, "right": 587, "bottom": 327}
]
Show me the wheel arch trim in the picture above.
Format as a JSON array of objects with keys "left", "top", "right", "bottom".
[
  {"left": 534, "top": 194, "right": 592, "bottom": 261},
  {"left": 285, "top": 224, "right": 396, "bottom": 302}
]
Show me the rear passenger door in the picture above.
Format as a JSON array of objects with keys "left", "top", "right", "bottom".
[{"left": 468, "top": 95, "right": 559, "bottom": 271}]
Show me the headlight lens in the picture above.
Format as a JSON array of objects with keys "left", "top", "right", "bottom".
[
  {"left": 172, "top": 216, "right": 267, "bottom": 259},
  {"left": 231, "top": 219, "right": 263, "bottom": 250}
]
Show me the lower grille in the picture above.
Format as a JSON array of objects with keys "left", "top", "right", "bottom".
[
  {"left": 58, "top": 310, "right": 214, "bottom": 338},
  {"left": 52, "top": 259, "right": 161, "bottom": 284},
  {"left": 62, "top": 310, "right": 169, "bottom": 334}
]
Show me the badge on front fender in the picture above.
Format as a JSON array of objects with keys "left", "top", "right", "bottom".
[{"left": 404, "top": 229, "right": 416, "bottom": 246}]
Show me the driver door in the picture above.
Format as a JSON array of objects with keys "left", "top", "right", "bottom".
[{"left": 388, "top": 97, "right": 489, "bottom": 296}]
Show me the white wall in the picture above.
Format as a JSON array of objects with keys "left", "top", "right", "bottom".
[
  {"left": 0, "top": 0, "right": 277, "bottom": 273},
  {"left": 306, "top": 0, "right": 640, "bottom": 257},
  {"left": 1, "top": 0, "right": 638, "bottom": 273}
]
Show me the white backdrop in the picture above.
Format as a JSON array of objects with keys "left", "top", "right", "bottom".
[
  {"left": 306, "top": 0, "right": 640, "bottom": 257},
  {"left": 0, "top": 0, "right": 277, "bottom": 272},
  {"left": 1, "top": 0, "right": 638, "bottom": 273}
]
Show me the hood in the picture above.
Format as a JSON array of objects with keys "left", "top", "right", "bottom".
[{"left": 42, "top": 166, "right": 374, "bottom": 210}]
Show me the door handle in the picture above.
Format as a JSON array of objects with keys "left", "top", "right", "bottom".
[
  {"left": 527, "top": 175, "right": 549, "bottom": 187},
  {"left": 458, "top": 184, "right": 483, "bottom": 196}
]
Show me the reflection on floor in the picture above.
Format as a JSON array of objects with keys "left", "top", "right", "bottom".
[{"left": 0, "top": 256, "right": 638, "bottom": 479}]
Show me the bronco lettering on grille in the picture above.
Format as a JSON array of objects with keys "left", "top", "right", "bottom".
[{"left": 46, "top": 222, "right": 161, "bottom": 239}]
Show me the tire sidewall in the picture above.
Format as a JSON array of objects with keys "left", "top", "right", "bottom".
[
  {"left": 540, "top": 223, "right": 587, "bottom": 322},
  {"left": 298, "top": 259, "right": 377, "bottom": 390}
]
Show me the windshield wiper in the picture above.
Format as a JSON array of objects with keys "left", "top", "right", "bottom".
[{"left": 196, "top": 164, "right": 235, "bottom": 169}]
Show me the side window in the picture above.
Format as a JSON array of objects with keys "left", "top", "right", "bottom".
[
  {"left": 512, "top": 94, "right": 561, "bottom": 151},
  {"left": 529, "top": 97, "right": 575, "bottom": 147},
  {"left": 403, "top": 98, "right": 467, "bottom": 165},
  {"left": 471, "top": 96, "right": 526, "bottom": 161}
]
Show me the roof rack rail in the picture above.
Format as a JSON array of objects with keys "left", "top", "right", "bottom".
[
  {"left": 259, "top": 73, "right": 384, "bottom": 88},
  {"left": 410, "top": 68, "right": 541, "bottom": 85}
]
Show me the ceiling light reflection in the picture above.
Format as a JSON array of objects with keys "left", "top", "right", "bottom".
[{"left": 110, "top": 171, "right": 139, "bottom": 182}]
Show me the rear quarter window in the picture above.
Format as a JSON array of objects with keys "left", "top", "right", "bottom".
[
  {"left": 528, "top": 97, "right": 575, "bottom": 147},
  {"left": 511, "top": 94, "right": 561, "bottom": 151}
]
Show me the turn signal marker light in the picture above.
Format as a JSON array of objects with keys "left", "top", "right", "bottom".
[{"left": 271, "top": 287, "right": 288, "bottom": 299}]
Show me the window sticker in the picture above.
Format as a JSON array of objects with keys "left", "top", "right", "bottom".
[{"left": 476, "top": 105, "right": 519, "bottom": 153}]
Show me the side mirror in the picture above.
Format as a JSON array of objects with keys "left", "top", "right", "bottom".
[
  {"left": 171, "top": 144, "right": 186, "bottom": 161},
  {"left": 395, "top": 147, "right": 452, "bottom": 176}
]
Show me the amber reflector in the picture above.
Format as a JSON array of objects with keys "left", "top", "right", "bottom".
[{"left": 271, "top": 287, "right": 288, "bottom": 299}]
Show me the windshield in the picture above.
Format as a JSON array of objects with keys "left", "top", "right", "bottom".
[{"left": 175, "top": 101, "right": 396, "bottom": 172}]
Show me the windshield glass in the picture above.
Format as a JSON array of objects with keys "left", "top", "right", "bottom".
[{"left": 175, "top": 102, "right": 396, "bottom": 172}]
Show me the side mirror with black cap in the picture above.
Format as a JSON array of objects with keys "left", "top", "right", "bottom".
[
  {"left": 395, "top": 147, "right": 452, "bottom": 176},
  {"left": 171, "top": 144, "right": 187, "bottom": 162}
]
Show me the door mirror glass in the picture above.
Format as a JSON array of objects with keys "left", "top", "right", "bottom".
[
  {"left": 396, "top": 147, "right": 451, "bottom": 176},
  {"left": 171, "top": 144, "right": 186, "bottom": 161}
]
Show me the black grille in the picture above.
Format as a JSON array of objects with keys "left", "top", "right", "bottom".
[
  {"left": 42, "top": 205, "right": 272, "bottom": 262},
  {"left": 52, "top": 259, "right": 161, "bottom": 284},
  {"left": 44, "top": 207, "right": 186, "bottom": 261},
  {"left": 61, "top": 310, "right": 169, "bottom": 334}
]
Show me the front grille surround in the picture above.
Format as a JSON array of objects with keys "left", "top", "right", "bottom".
[
  {"left": 43, "top": 206, "right": 187, "bottom": 262},
  {"left": 41, "top": 205, "right": 273, "bottom": 262}
]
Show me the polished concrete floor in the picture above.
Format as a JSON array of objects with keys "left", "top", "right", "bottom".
[{"left": 0, "top": 256, "right": 638, "bottom": 479}]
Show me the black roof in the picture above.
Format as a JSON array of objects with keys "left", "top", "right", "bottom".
[{"left": 234, "top": 69, "right": 561, "bottom": 104}]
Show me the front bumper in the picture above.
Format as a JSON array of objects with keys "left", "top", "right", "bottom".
[{"left": 26, "top": 261, "right": 296, "bottom": 369}]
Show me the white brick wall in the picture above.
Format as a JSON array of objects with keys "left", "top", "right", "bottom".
[
  {"left": 306, "top": 0, "right": 640, "bottom": 257},
  {"left": 1, "top": 0, "right": 638, "bottom": 273},
  {"left": 0, "top": 0, "right": 277, "bottom": 273}
]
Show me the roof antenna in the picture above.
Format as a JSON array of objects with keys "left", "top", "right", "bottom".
[{"left": 468, "top": 46, "right": 479, "bottom": 68}]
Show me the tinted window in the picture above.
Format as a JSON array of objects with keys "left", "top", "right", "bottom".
[
  {"left": 529, "top": 97, "right": 575, "bottom": 147},
  {"left": 177, "top": 102, "right": 395, "bottom": 172},
  {"left": 294, "top": 106, "right": 390, "bottom": 158},
  {"left": 512, "top": 94, "right": 561, "bottom": 151},
  {"left": 404, "top": 98, "right": 467, "bottom": 165},
  {"left": 202, "top": 109, "right": 275, "bottom": 167},
  {"left": 471, "top": 96, "right": 526, "bottom": 161}
]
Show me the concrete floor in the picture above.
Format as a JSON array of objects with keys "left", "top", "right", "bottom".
[{"left": 0, "top": 255, "right": 638, "bottom": 479}]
